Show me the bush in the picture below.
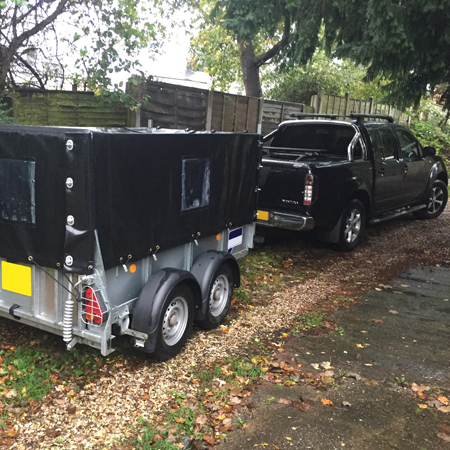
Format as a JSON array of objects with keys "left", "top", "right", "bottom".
[
  {"left": 0, "top": 101, "right": 15, "bottom": 124},
  {"left": 410, "top": 100, "right": 450, "bottom": 168}
]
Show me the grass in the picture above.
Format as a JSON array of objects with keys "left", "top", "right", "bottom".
[
  {"left": 291, "top": 312, "right": 326, "bottom": 333},
  {"left": 233, "top": 249, "right": 283, "bottom": 305}
]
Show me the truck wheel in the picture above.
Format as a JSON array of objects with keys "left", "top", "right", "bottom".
[
  {"left": 196, "top": 264, "right": 234, "bottom": 330},
  {"left": 413, "top": 180, "right": 448, "bottom": 220},
  {"left": 337, "top": 199, "right": 366, "bottom": 251},
  {"left": 154, "top": 284, "right": 195, "bottom": 361}
]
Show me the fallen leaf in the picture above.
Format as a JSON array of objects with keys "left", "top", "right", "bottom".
[
  {"left": 229, "top": 397, "right": 241, "bottom": 405},
  {"left": 67, "top": 404, "right": 76, "bottom": 415},
  {"left": 427, "top": 400, "right": 442, "bottom": 408},
  {"left": 361, "top": 330, "right": 367, "bottom": 334},
  {"left": 321, "top": 398, "right": 333, "bottom": 406},
  {"left": 365, "top": 381, "right": 379, "bottom": 387},
  {"left": 438, "top": 396, "right": 449, "bottom": 404},
  {"left": 418, "top": 404, "right": 428, "bottom": 409},
  {"left": 174, "top": 417, "right": 186, "bottom": 423},
  {"left": 277, "top": 398, "right": 291, "bottom": 405},
  {"left": 356, "top": 344, "right": 364, "bottom": 349},
  {"left": 364, "top": 363, "right": 373, "bottom": 366},
  {"left": 388, "top": 310, "right": 399, "bottom": 315},
  {"left": 295, "top": 401, "right": 311, "bottom": 412},
  {"left": 438, "top": 406, "right": 450, "bottom": 413},
  {"left": 203, "top": 435, "right": 215, "bottom": 445},
  {"left": 311, "top": 363, "right": 320, "bottom": 370},
  {"left": 196, "top": 414, "right": 208, "bottom": 424},
  {"left": 278, "top": 348, "right": 285, "bottom": 353},
  {"left": 418, "top": 392, "right": 426, "bottom": 399},
  {"left": 342, "top": 401, "right": 351, "bottom": 407},
  {"left": 320, "top": 362, "right": 332, "bottom": 370},
  {"left": 4, "top": 389, "right": 18, "bottom": 399},
  {"left": 372, "top": 319, "right": 383, "bottom": 323},
  {"left": 438, "top": 433, "right": 450, "bottom": 443},
  {"left": 286, "top": 437, "right": 292, "bottom": 440}
]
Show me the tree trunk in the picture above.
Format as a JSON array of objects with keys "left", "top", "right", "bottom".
[
  {"left": 0, "top": 45, "right": 12, "bottom": 93},
  {"left": 239, "top": 41, "right": 262, "bottom": 98}
]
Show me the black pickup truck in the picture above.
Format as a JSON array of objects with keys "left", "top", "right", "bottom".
[{"left": 257, "top": 113, "right": 448, "bottom": 250}]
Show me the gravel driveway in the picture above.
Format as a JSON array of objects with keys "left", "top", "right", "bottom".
[{"left": 4, "top": 204, "right": 450, "bottom": 449}]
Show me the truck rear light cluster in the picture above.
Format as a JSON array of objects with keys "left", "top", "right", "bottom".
[
  {"left": 82, "top": 287, "right": 107, "bottom": 326},
  {"left": 304, "top": 174, "right": 314, "bottom": 205}
]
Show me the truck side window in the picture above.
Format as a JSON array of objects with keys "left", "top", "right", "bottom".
[
  {"left": 378, "top": 128, "right": 397, "bottom": 160},
  {"left": 395, "top": 129, "right": 420, "bottom": 160}
]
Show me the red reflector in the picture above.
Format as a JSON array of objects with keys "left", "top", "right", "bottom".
[{"left": 85, "top": 287, "right": 103, "bottom": 324}]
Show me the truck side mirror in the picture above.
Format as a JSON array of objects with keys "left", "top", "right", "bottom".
[{"left": 423, "top": 146, "right": 436, "bottom": 156}]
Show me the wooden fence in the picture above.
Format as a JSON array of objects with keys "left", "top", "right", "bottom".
[
  {"left": 311, "top": 89, "right": 411, "bottom": 126},
  {"left": 10, "top": 89, "right": 128, "bottom": 127},
  {"left": 8, "top": 82, "right": 411, "bottom": 133},
  {"left": 130, "top": 80, "right": 311, "bottom": 135}
]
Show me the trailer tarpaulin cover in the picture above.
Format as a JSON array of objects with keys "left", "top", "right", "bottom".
[
  {"left": 92, "top": 131, "right": 260, "bottom": 269},
  {"left": 0, "top": 126, "right": 259, "bottom": 273}
]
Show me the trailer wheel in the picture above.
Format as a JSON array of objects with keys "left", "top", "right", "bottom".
[
  {"left": 197, "top": 264, "right": 234, "bottom": 330},
  {"left": 154, "top": 283, "right": 195, "bottom": 361}
]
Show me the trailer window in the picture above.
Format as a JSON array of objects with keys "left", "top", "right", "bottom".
[
  {"left": 182, "top": 157, "right": 210, "bottom": 211},
  {"left": 0, "top": 158, "right": 36, "bottom": 224}
]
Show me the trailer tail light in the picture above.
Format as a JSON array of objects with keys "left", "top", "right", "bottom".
[
  {"left": 82, "top": 287, "right": 106, "bottom": 326},
  {"left": 304, "top": 174, "right": 314, "bottom": 205}
]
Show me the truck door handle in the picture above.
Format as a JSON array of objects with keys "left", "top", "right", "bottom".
[
  {"left": 403, "top": 165, "right": 408, "bottom": 172},
  {"left": 378, "top": 167, "right": 384, "bottom": 176}
]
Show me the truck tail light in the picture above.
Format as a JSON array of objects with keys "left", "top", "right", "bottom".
[
  {"left": 304, "top": 174, "right": 314, "bottom": 205},
  {"left": 83, "top": 287, "right": 104, "bottom": 325}
]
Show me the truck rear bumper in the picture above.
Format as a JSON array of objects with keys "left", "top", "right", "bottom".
[{"left": 257, "top": 210, "right": 315, "bottom": 231}]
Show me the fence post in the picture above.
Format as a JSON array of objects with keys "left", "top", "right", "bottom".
[
  {"left": 315, "top": 88, "right": 324, "bottom": 114},
  {"left": 205, "top": 90, "right": 213, "bottom": 131},
  {"left": 369, "top": 97, "right": 374, "bottom": 114},
  {"left": 344, "top": 92, "right": 351, "bottom": 115},
  {"left": 257, "top": 97, "right": 264, "bottom": 135}
]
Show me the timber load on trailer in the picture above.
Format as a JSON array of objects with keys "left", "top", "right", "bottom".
[{"left": 0, "top": 125, "right": 261, "bottom": 360}]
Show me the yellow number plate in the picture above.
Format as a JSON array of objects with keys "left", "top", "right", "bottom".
[
  {"left": 257, "top": 210, "right": 269, "bottom": 221},
  {"left": 2, "top": 261, "right": 32, "bottom": 297}
]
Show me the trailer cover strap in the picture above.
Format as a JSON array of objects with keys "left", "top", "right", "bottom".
[{"left": 9, "top": 304, "right": 20, "bottom": 320}]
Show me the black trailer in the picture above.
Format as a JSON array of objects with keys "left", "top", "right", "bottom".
[{"left": 0, "top": 125, "right": 260, "bottom": 360}]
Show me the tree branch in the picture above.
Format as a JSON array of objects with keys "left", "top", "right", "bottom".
[
  {"left": 10, "top": 0, "right": 70, "bottom": 55},
  {"left": 15, "top": 54, "right": 46, "bottom": 89},
  {"left": 254, "top": 15, "right": 290, "bottom": 67}
]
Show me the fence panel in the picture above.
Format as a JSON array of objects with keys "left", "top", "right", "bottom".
[{"left": 11, "top": 90, "right": 128, "bottom": 127}]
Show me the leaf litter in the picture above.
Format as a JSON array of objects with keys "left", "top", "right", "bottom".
[{"left": 0, "top": 206, "right": 449, "bottom": 448}]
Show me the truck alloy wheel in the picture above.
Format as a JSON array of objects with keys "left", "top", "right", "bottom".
[
  {"left": 337, "top": 199, "right": 366, "bottom": 251},
  {"left": 154, "top": 284, "right": 195, "bottom": 361},
  {"left": 414, "top": 180, "right": 448, "bottom": 220}
]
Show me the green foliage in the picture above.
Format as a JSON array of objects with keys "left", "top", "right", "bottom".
[
  {"left": 409, "top": 100, "right": 450, "bottom": 168},
  {"left": 0, "top": 101, "right": 15, "bottom": 124},
  {"left": 291, "top": 312, "right": 326, "bottom": 332},
  {"left": 326, "top": 0, "right": 450, "bottom": 110},
  {"left": 264, "top": 49, "right": 388, "bottom": 104}
]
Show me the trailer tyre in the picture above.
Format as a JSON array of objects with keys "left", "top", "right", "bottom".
[
  {"left": 197, "top": 264, "right": 234, "bottom": 330},
  {"left": 154, "top": 283, "right": 195, "bottom": 361}
]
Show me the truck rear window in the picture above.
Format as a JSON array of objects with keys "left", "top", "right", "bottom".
[
  {"left": 273, "top": 124, "right": 356, "bottom": 157},
  {"left": 0, "top": 158, "right": 36, "bottom": 224}
]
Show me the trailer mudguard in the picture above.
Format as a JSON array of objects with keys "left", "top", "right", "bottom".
[
  {"left": 131, "top": 268, "right": 202, "bottom": 353},
  {"left": 190, "top": 250, "right": 240, "bottom": 320}
]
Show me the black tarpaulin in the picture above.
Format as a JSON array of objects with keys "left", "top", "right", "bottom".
[{"left": 0, "top": 126, "right": 260, "bottom": 273}]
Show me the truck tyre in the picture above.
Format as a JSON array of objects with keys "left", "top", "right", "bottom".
[
  {"left": 337, "top": 199, "right": 366, "bottom": 251},
  {"left": 196, "top": 264, "right": 234, "bottom": 330},
  {"left": 413, "top": 180, "right": 448, "bottom": 220},
  {"left": 153, "top": 283, "right": 195, "bottom": 361}
]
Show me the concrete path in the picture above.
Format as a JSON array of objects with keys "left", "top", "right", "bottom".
[{"left": 220, "top": 266, "right": 450, "bottom": 450}]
